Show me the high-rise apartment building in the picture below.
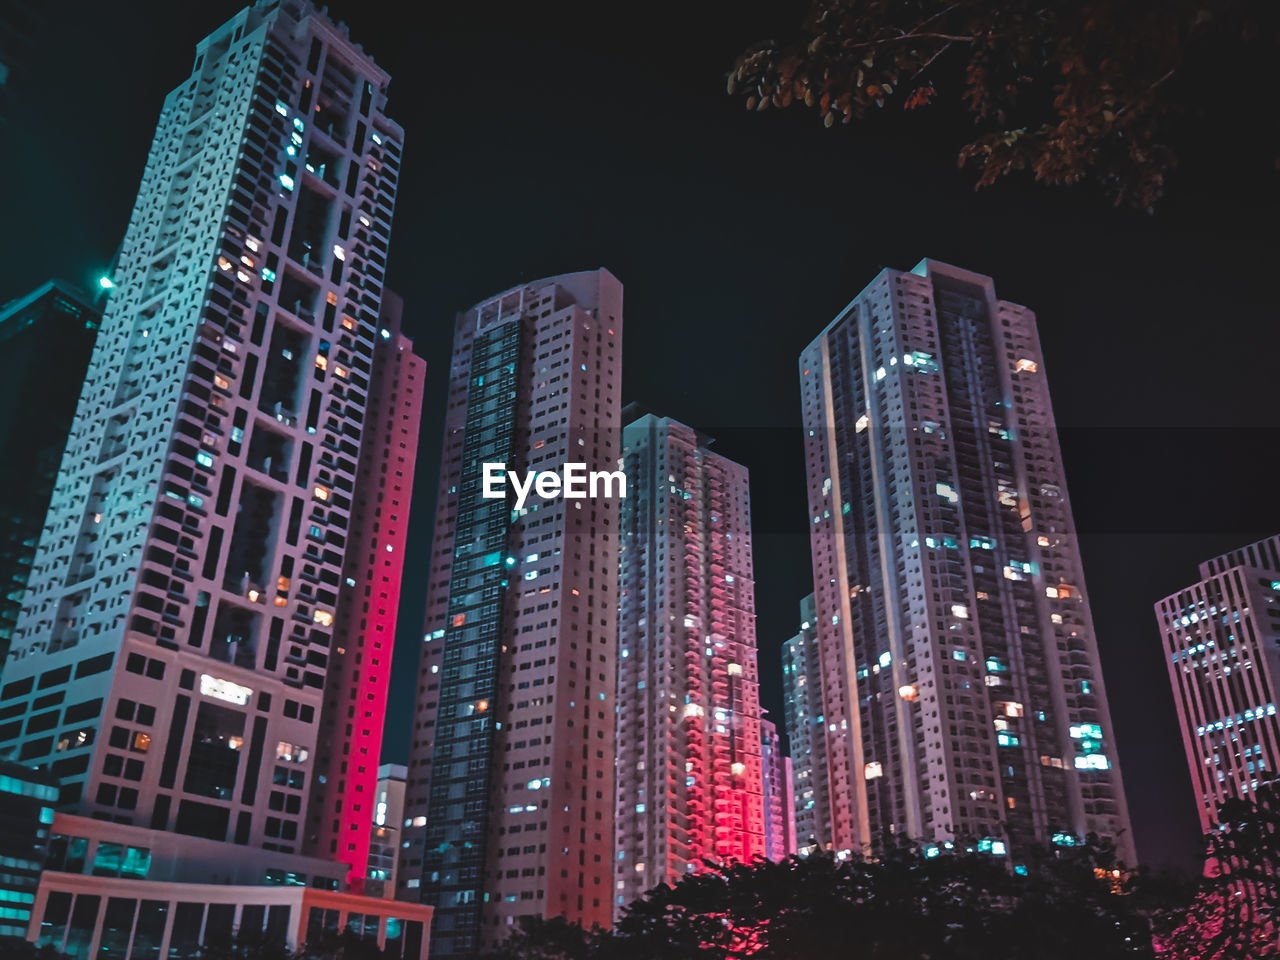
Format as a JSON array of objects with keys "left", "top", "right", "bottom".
[
  {"left": 0, "top": 0, "right": 407, "bottom": 871},
  {"left": 400, "top": 271, "right": 623, "bottom": 957},
  {"left": 0, "top": 759, "right": 59, "bottom": 940},
  {"left": 305, "top": 291, "right": 424, "bottom": 888},
  {"left": 780, "top": 594, "right": 826, "bottom": 855},
  {"left": 798, "top": 259, "right": 1133, "bottom": 864},
  {"left": 760, "top": 719, "right": 795, "bottom": 861},
  {"left": 614, "top": 413, "right": 764, "bottom": 914},
  {"left": 1157, "top": 535, "right": 1280, "bottom": 831},
  {"left": 0, "top": 281, "right": 101, "bottom": 671}
]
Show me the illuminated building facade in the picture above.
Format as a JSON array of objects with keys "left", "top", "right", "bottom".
[
  {"left": 0, "top": 281, "right": 101, "bottom": 672},
  {"left": 0, "top": 759, "right": 59, "bottom": 940},
  {"left": 400, "top": 270, "right": 622, "bottom": 957},
  {"left": 305, "top": 292, "right": 424, "bottom": 888},
  {"left": 780, "top": 594, "right": 826, "bottom": 855},
  {"left": 614, "top": 414, "right": 764, "bottom": 914},
  {"left": 760, "top": 719, "right": 795, "bottom": 861},
  {"left": 799, "top": 259, "right": 1133, "bottom": 864},
  {"left": 0, "top": 0, "right": 410, "bottom": 895},
  {"left": 367, "top": 763, "right": 407, "bottom": 898},
  {"left": 1157, "top": 536, "right": 1280, "bottom": 831}
]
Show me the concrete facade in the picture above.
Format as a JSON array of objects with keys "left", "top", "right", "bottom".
[
  {"left": 401, "top": 271, "right": 622, "bottom": 956},
  {"left": 1157, "top": 536, "right": 1280, "bottom": 831},
  {"left": 797, "top": 260, "right": 1134, "bottom": 864},
  {"left": 613, "top": 414, "right": 764, "bottom": 914}
]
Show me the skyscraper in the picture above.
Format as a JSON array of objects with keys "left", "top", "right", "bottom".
[
  {"left": 1157, "top": 535, "right": 1280, "bottom": 831},
  {"left": 614, "top": 413, "right": 764, "bottom": 914},
  {"left": 400, "top": 270, "right": 623, "bottom": 957},
  {"left": 798, "top": 259, "right": 1133, "bottom": 864},
  {"left": 759, "top": 718, "right": 795, "bottom": 861},
  {"left": 0, "top": 759, "right": 59, "bottom": 940},
  {"left": 305, "top": 291, "right": 424, "bottom": 888},
  {"left": 0, "top": 280, "right": 101, "bottom": 671},
  {"left": 780, "top": 594, "right": 826, "bottom": 855},
  {"left": 0, "top": 0, "right": 409, "bottom": 883}
]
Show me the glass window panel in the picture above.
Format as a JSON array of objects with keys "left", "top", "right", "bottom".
[
  {"left": 132, "top": 900, "right": 168, "bottom": 960},
  {"left": 91, "top": 842, "right": 123, "bottom": 877},
  {"left": 37, "top": 890, "right": 71, "bottom": 950},
  {"left": 64, "top": 893, "right": 100, "bottom": 960},
  {"left": 99, "top": 897, "right": 137, "bottom": 960}
]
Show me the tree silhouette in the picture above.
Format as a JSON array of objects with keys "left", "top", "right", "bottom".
[
  {"left": 484, "top": 840, "right": 1158, "bottom": 958},
  {"left": 725, "top": 0, "right": 1279, "bottom": 212},
  {"left": 1157, "top": 785, "right": 1280, "bottom": 959}
]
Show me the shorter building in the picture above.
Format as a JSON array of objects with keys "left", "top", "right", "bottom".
[
  {"left": 29, "top": 874, "right": 430, "bottom": 960},
  {"left": 25, "top": 813, "right": 431, "bottom": 957},
  {"left": 0, "top": 759, "right": 59, "bottom": 939},
  {"left": 780, "top": 595, "right": 826, "bottom": 856},
  {"left": 1157, "top": 535, "right": 1280, "bottom": 831},
  {"left": 614, "top": 413, "right": 765, "bottom": 914},
  {"left": 760, "top": 719, "right": 796, "bottom": 860},
  {"left": 367, "top": 763, "right": 406, "bottom": 898}
]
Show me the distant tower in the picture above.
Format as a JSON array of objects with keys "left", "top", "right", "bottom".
[
  {"left": 0, "top": 281, "right": 101, "bottom": 672},
  {"left": 1157, "top": 536, "right": 1280, "bottom": 831},
  {"left": 400, "top": 271, "right": 623, "bottom": 957},
  {"left": 780, "top": 594, "right": 826, "bottom": 855},
  {"left": 798, "top": 259, "right": 1134, "bottom": 864},
  {"left": 367, "top": 762, "right": 408, "bottom": 898},
  {"left": 760, "top": 718, "right": 795, "bottom": 860},
  {"left": 0, "top": 0, "right": 406, "bottom": 854},
  {"left": 614, "top": 413, "right": 764, "bottom": 915}
]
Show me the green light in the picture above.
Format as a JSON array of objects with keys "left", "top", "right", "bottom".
[{"left": 98, "top": 276, "right": 115, "bottom": 290}]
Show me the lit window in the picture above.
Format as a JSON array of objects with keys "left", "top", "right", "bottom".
[
  {"left": 200, "top": 674, "right": 252, "bottom": 705},
  {"left": 277, "top": 741, "right": 309, "bottom": 763},
  {"left": 313, "top": 610, "right": 334, "bottom": 627}
]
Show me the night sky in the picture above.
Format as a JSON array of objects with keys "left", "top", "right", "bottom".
[{"left": 3, "top": 0, "right": 1277, "bottom": 872}]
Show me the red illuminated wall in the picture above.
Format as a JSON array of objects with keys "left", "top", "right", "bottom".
[{"left": 304, "top": 292, "right": 425, "bottom": 889}]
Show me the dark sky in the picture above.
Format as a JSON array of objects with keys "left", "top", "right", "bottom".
[{"left": 4, "top": 0, "right": 1277, "bottom": 872}]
